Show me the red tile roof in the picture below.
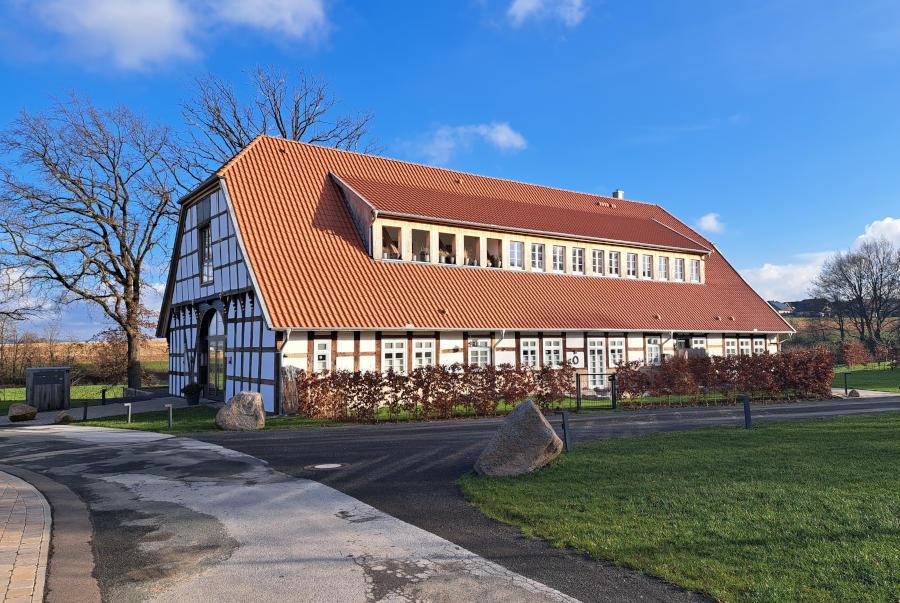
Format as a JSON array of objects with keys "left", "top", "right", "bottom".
[
  {"left": 338, "top": 176, "right": 709, "bottom": 253},
  {"left": 200, "top": 136, "right": 792, "bottom": 334}
]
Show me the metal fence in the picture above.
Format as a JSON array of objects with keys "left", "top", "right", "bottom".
[{"left": 575, "top": 373, "right": 617, "bottom": 410}]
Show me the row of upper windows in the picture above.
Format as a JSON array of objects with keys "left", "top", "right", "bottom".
[
  {"left": 311, "top": 335, "right": 769, "bottom": 376},
  {"left": 379, "top": 225, "right": 703, "bottom": 283}
]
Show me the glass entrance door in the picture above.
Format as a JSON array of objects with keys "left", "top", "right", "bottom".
[{"left": 200, "top": 310, "right": 226, "bottom": 401}]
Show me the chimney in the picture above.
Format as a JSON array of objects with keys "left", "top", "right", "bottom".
[{"left": 612, "top": 189, "right": 625, "bottom": 199}]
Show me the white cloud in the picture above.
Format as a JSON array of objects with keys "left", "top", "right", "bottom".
[
  {"left": 24, "top": 0, "right": 329, "bottom": 70},
  {"left": 696, "top": 212, "right": 724, "bottom": 233},
  {"left": 853, "top": 216, "right": 900, "bottom": 247},
  {"left": 740, "top": 251, "right": 832, "bottom": 302},
  {"left": 419, "top": 122, "right": 528, "bottom": 164},
  {"left": 215, "top": 0, "right": 327, "bottom": 40},
  {"left": 35, "top": 0, "right": 197, "bottom": 70},
  {"left": 507, "top": 0, "right": 586, "bottom": 27}
]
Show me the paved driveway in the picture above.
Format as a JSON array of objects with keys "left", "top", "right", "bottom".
[{"left": 196, "top": 396, "right": 900, "bottom": 603}]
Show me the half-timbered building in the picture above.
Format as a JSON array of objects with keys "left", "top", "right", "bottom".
[{"left": 157, "top": 136, "right": 794, "bottom": 412}]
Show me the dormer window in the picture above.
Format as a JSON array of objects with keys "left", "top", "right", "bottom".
[
  {"left": 509, "top": 241, "right": 524, "bottom": 269},
  {"left": 463, "top": 236, "right": 480, "bottom": 266},
  {"left": 382, "top": 226, "right": 401, "bottom": 260},
  {"left": 412, "top": 229, "right": 430, "bottom": 262},
  {"left": 438, "top": 233, "right": 456, "bottom": 264},
  {"left": 531, "top": 243, "right": 545, "bottom": 271},
  {"left": 486, "top": 238, "right": 503, "bottom": 268},
  {"left": 552, "top": 245, "right": 565, "bottom": 273}
]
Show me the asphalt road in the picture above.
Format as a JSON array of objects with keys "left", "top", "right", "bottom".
[{"left": 196, "top": 395, "right": 900, "bottom": 602}]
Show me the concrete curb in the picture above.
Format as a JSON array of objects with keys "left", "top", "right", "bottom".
[{"left": 0, "top": 465, "right": 101, "bottom": 603}]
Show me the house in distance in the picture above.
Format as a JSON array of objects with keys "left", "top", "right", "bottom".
[{"left": 156, "top": 136, "right": 794, "bottom": 412}]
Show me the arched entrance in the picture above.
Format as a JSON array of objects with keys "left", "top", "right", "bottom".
[{"left": 199, "top": 309, "right": 226, "bottom": 401}]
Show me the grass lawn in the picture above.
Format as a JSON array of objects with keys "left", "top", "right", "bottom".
[
  {"left": 832, "top": 364, "right": 899, "bottom": 393},
  {"left": 142, "top": 360, "right": 169, "bottom": 371},
  {"left": 459, "top": 414, "right": 900, "bottom": 601},
  {"left": 78, "top": 405, "right": 345, "bottom": 434},
  {"left": 0, "top": 384, "right": 126, "bottom": 415}
]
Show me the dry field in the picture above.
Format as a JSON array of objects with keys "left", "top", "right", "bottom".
[{"left": 0, "top": 338, "right": 169, "bottom": 364}]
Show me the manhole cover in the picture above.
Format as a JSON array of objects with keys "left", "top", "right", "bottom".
[{"left": 304, "top": 463, "right": 348, "bottom": 470}]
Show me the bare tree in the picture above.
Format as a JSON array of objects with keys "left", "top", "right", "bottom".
[
  {"left": 180, "top": 65, "right": 377, "bottom": 180},
  {"left": 0, "top": 94, "right": 181, "bottom": 387},
  {"left": 810, "top": 238, "right": 900, "bottom": 347}
]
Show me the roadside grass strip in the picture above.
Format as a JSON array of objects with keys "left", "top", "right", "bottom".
[
  {"left": 831, "top": 365, "right": 899, "bottom": 393},
  {"left": 459, "top": 413, "right": 900, "bottom": 602},
  {"left": 0, "top": 384, "right": 126, "bottom": 414},
  {"left": 78, "top": 405, "right": 344, "bottom": 433}
]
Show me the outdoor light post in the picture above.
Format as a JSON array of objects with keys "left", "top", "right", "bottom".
[
  {"left": 844, "top": 372, "right": 850, "bottom": 396},
  {"left": 738, "top": 394, "right": 751, "bottom": 429}
]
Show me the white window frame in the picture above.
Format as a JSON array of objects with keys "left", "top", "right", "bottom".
[
  {"left": 314, "top": 340, "right": 331, "bottom": 372},
  {"left": 543, "top": 338, "right": 563, "bottom": 368},
  {"left": 520, "top": 338, "right": 539, "bottom": 368},
  {"left": 509, "top": 241, "right": 524, "bottom": 270},
  {"left": 382, "top": 339, "right": 407, "bottom": 374},
  {"left": 739, "top": 339, "right": 752, "bottom": 356},
  {"left": 469, "top": 337, "right": 492, "bottom": 367},
  {"left": 412, "top": 339, "right": 435, "bottom": 368},
  {"left": 646, "top": 336, "right": 661, "bottom": 365},
  {"left": 609, "top": 252, "right": 620, "bottom": 276},
  {"left": 531, "top": 243, "right": 545, "bottom": 272},
  {"left": 592, "top": 249, "right": 604, "bottom": 276},
  {"left": 641, "top": 254, "right": 654, "bottom": 279},
  {"left": 690, "top": 259, "right": 701, "bottom": 283},
  {"left": 691, "top": 337, "right": 707, "bottom": 350},
  {"left": 724, "top": 338, "right": 738, "bottom": 357},
  {"left": 552, "top": 245, "right": 565, "bottom": 273},
  {"left": 753, "top": 339, "right": 765, "bottom": 355},
  {"left": 658, "top": 256, "right": 669, "bottom": 281},
  {"left": 587, "top": 338, "right": 606, "bottom": 387},
  {"left": 608, "top": 337, "right": 625, "bottom": 367},
  {"left": 626, "top": 253, "right": 638, "bottom": 278},
  {"left": 572, "top": 248, "right": 585, "bottom": 274},
  {"left": 674, "top": 258, "right": 685, "bottom": 281}
]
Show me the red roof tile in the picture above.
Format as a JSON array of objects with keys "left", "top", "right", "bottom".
[{"left": 205, "top": 136, "right": 791, "bottom": 334}]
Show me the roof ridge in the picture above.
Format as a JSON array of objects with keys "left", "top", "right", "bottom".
[
  {"left": 256, "top": 134, "right": 661, "bottom": 207},
  {"left": 217, "top": 134, "right": 267, "bottom": 176}
]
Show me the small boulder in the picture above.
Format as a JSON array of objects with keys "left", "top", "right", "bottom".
[
  {"left": 474, "top": 399, "right": 563, "bottom": 477},
  {"left": 8, "top": 404, "right": 38, "bottom": 422},
  {"left": 215, "top": 391, "right": 265, "bottom": 431},
  {"left": 53, "top": 411, "right": 75, "bottom": 424},
  {"left": 848, "top": 389, "right": 861, "bottom": 398}
]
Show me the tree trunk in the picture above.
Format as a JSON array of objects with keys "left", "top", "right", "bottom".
[{"left": 126, "top": 330, "right": 141, "bottom": 389}]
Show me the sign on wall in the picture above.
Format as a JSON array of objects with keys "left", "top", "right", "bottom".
[{"left": 565, "top": 350, "right": 584, "bottom": 368}]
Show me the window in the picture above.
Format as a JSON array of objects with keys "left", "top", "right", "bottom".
[
  {"left": 691, "top": 337, "right": 707, "bottom": 350},
  {"left": 382, "top": 340, "right": 406, "bottom": 374},
  {"left": 724, "top": 338, "right": 738, "bottom": 357},
  {"left": 438, "top": 233, "right": 456, "bottom": 264},
  {"left": 646, "top": 336, "right": 661, "bottom": 365},
  {"left": 486, "top": 238, "right": 503, "bottom": 268},
  {"left": 608, "top": 337, "right": 625, "bottom": 367},
  {"left": 543, "top": 338, "right": 563, "bottom": 367},
  {"left": 509, "top": 241, "right": 524, "bottom": 269},
  {"left": 626, "top": 253, "right": 638, "bottom": 278},
  {"left": 314, "top": 340, "right": 331, "bottom": 372},
  {"left": 413, "top": 340, "right": 435, "bottom": 368},
  {"left": 592, "top": 250, "right": 604, "bottom": 275},
  {"left": 739, "top": 339, "right": 752, "bottom": 356},
  {"left": 587, "top": 338, "right": 606, "bottom": 387},
  {"left": 572, "top": 248, "right": 585, "bottom": 274},
  {"left": 753, "top": 339, "right": 766, "bottom": 355},
  {"left": 412, "top": 229, "right": 430, "bottom": 262},
  {"left": 690, "top": 259, "right": 701, "bottom": 283},
  {"left": 674, "top": 258, "right": 685, "bottom": 281},
  {"left": 531, "top": 243, "right": 545, "bottom": 271},
  {"left": 642, "top": 254, "right": 653, "bottom": 279},
  {"left": 469, "top": 338, "right": 492, "bottom": 367},
  {"left": 381, "top": 226, "right": 401, "bottom": 260},
  {"left": 608, "top": 252, "right": 620, "bottom": 276},
  {"left": 658, "top": 256, "right": 669, "bottom": 281},
  {"left": 463, "top": 236, "right": 480, "bottom": 266},
  {"left": 199, "top": 225, "right": 214, "bottom": 284},
  {"left": 520, "top": 338, "right": 539, "bottom": 368},
  {"left": 552, "top": 246, "right": 565, "bottom": 272}
]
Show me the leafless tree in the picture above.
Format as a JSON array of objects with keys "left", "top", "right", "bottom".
[
  {"left": 810, "top": 238, "right": 900, "bottom": 347},
  {"left": 0, "top": 94, "right": 182, "bottom": 387},
  {"left": 180, "top": 65, "right": 377, "bottom": 180}
]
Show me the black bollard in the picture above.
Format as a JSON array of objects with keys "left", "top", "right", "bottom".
[
  {"left": 738, "top": 394, "right": 751, "bottom": 429},
  {"left": 555, "top": 410, "right": 571, "bottom": 452}
]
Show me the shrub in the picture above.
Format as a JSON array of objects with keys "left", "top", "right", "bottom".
[{"left": 841, "top": 341, "right": 870, "bottom": 369}]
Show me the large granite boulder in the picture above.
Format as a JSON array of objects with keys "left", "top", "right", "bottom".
[
  {"left": 53, "top": 411, "right": 75, "bottom": 424},
  {"left": 474, "top": 399, "right": 563, "bottom": 477},
  {"left": 8, "top": 403, "right": 38, "bottom": 422},
  {"left": 848, "top": 389, "right": 860, "bottom": 398},
  {"left": 215, "top": 391, "right": 265, "bottom": 431}
]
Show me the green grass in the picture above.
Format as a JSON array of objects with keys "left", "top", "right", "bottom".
[
  {"left": 142, "top": 361, "right": 169, "bottom": 371},
  {"left": 459, "top": 414, "right": 900, "bottom": 602},
  {"left": 78, "top": 405, "right": 344, "bottom": 434},
  {"left": 0, "top": 384, "right": 125, "bottom": 415},
  {"left": 832, "top": 364, "right": 899, "bottom": 393}
]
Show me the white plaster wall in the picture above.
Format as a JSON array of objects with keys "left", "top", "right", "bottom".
[
  {"left": 336, "top": 332, "right": 354, "bottom": 354},
  {"left": 359, "top": 332, "right": 376, "bottom": 353},
  {"left": 565, "top": 333, "right": 585, "bottom": 348},
  {"left": 495, "top": 349, "right": 516, "bottom": 366},
  {"left": 359, "top": 356, "right": 376, "bottom": 372},
  {"left": 336, "top": 356, "right": 355, "bottom": 371}
]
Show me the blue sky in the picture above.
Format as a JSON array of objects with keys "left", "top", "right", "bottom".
[{"left": 2, "top": 0, "right": 900, "bottom": 339}]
